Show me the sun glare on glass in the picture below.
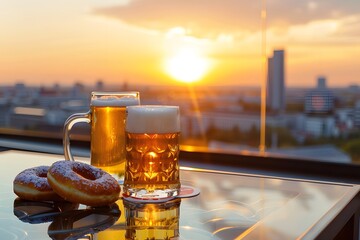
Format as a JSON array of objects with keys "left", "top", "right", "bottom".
[{"left": 165, "top": 48, "right": 210, "bottom": 83}]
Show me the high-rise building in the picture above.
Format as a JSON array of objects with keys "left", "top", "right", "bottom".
[
  {"left": 353, "top": 100, "right": 360, "bottom": 129},
  {"left": 267, "top": 50, "right": 285, "bottom": 113},
  {"left": 95, "top": 80, "right": 104, "bottom": 91},
  {"left": 305, "top": 76, "right": 334, "bottom": 115}
]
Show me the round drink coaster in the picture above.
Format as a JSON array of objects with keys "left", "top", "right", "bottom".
[
  {"left": 122, "top": 185, "right": 200, "bottom": 203},
  {"left": 177, "top": 185, "right": 200, "bottom": 198}
]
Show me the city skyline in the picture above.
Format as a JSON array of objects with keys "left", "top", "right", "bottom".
[
  {"left": 2, "top": 77, "right": 360, "bottom": 90},
  {"left": 1, "top": 1, "right": 359, "bottom": 87},
  {"left": 1, "top": 77, "right": 360, "bottom": 164}
]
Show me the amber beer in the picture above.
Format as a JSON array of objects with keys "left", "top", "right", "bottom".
[
  {"left": 63, "top": 92, "right": 140, "bottom": 182},
  {"left": 90, "top": 97, "right": 139, "bottom": 180},
  {"left": 124, "top": 199, "right": 181, "bottom": 240},
  {"left": 124, "top": 105, "right": 181, "bottom": 199}
]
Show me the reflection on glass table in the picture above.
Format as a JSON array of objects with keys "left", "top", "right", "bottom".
[{"left": 0, "top": 151, "right": 359, "bottom": 239}]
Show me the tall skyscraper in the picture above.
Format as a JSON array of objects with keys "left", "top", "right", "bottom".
[{"left": 267, "top": 50, "right": 285, "bottom": 113}]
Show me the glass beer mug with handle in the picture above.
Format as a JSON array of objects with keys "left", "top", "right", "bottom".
[
  {"left": 124, "top": 105, "right": 181, "bottom": 199},
  {"left": 63, "top": 92, "right": 140, "bottom": 182}
]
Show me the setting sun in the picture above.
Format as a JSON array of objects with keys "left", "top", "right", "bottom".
[{"left": 164, "top": 48, "right": 210, "bottom": 83}]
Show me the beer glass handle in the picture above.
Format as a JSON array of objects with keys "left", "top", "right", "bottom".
[{"left": 63, "top": 112, "right": 90, "bottom": 161}]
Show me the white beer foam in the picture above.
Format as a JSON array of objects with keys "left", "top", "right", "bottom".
[
  {"left": 91, "top": 97, "right": 140, "bottom": 107},
  {"left": 126, "top": 105, "right": 180, "bottom": 133}
]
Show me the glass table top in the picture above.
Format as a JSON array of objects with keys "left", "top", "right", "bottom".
[{"left": 0, "top": 150, "right": 358, "bottom": 240}]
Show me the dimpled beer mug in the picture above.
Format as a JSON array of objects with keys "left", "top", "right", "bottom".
[
  {"left": 63, "top": 92, "right": 140, "bottom": 182},
  {"left": 123, "top": 105, "right": 181, "bottom": 199}
]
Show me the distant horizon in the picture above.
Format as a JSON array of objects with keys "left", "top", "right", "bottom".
[{"left": 1, "top": 80, "right": 359, "bottom": 90}]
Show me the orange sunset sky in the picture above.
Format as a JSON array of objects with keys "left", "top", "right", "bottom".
[{"left": 1, "top": 0, "right": 359, "bottom": 87}]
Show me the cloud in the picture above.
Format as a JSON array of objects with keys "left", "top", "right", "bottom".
[
  {"left": 267, "top": 0, "right": 360, "bottom": 25},
  {"left": 93, "top": 0, "right": 359, "bottom": 40},
  {"left": 266, "top": 14, "right": 360, "bottom": 46},
  {"left": 336, "top": 15, "right": 360, "bottom": 41},
  {"left": 93, "top": 0, "right": 262, "bottom": 39}
]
